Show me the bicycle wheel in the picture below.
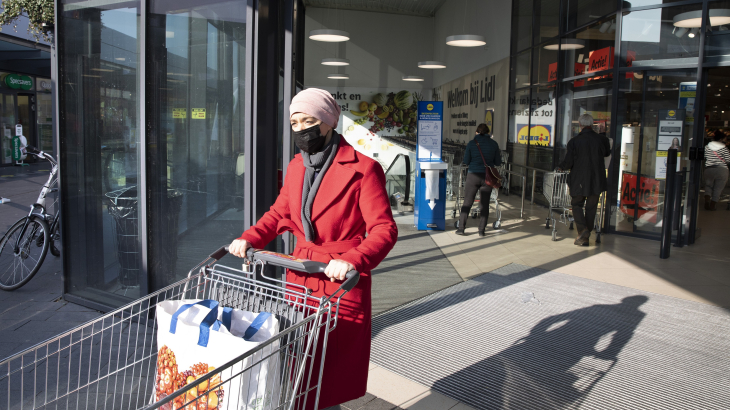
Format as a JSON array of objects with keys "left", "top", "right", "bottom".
[{"left": 0, "top": 216, "right": 50, "bottom": 291}]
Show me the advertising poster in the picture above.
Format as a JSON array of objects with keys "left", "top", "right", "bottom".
[
  {"left": 516, "top": 124, "right": 552, "bottom": 146},
  {"left": 484, "top": 109, "right": 494, "bottom": 133},
  {"left": 678, "top": 82, "right": 696, "bottom": 124},
  {"left": 320, "top": 87, "right": 426, "bottom": 167},
  {"left": 417, "top": 101, "right": 443, "bottom": 162},
  {"left": 620, "top": 172, "right": 660, "bottom": 223},
  {"left": 655, "top": 109, "right": 685, "bottom": 179},
  {"left": 655, "top": 150, "right": 682, "bottom": 179}
]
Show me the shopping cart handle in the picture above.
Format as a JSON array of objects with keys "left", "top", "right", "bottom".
[{"left": 216, "top": 246, "right": 359, "bottom": 284}]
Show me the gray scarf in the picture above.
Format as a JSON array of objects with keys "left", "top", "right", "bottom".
[{"left": 301, "top": 133, "right": 340, "bottom": 242}]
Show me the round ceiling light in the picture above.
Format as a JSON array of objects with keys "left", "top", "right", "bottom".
[
  {"left": 445, "top": 35, "right": 486, "bottom": 47},
  {"left": 328, "top": 73, "right": 349, "bottom": 79},
  {"left": 309, "top": 29, "right": 350, "bottom": 42},
  {"left": 544, "top": 39, "right": 584, "bottom": 50},
  {"left": 673, "top": 9, "right": 730, "bottom": 28},
  {"left": 321, "top": 58, "right": 350, "bottom": 66},
  {"left": 418, "top": 61, "right": 446, "bottom": 69},
  {"left": 403, "top": 76, "right": 425, "bottom": 81}
]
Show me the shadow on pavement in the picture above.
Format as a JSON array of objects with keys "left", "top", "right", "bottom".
[{"left": 432, "top": 296, "right": 648, "bottom": 410}]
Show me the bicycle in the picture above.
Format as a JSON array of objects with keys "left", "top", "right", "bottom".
[{"left": 0, "top": 146, "right": 60, "bottom": 291}]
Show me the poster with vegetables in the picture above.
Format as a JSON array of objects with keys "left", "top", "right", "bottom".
[{"left": 320, "top": 87, "right": 428, "bottom": 167}]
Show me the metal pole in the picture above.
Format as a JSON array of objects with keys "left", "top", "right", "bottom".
[
  {"left": 531, "top": 169, "right": 536, "bottom": 204},
  {"left": 521, "top": 175, "right": 526, "bottom": 219},
  {"left": 660, "top": 148, "right": 678, "bottom": 259}
]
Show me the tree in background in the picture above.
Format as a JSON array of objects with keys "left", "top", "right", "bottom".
[{"left": 0, "top": 0, "right": 54, "bottom": 42}]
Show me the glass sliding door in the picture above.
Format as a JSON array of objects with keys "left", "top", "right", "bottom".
[
  {"left": 146, "top": 0, "right": 248, "bottom": 290},
  {"left": 612, "top": 70, "right": 697, "bottom": 237},
  {"left": 58, "top": 0, "right": 143, "bottom": 306}
]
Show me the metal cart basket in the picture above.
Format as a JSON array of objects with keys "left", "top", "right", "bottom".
[
  {"left": 0, "top": 247, "right": 359, "bottom": 410},
  {"left": 451, "top": 156, "right": 509, "bottom": 230},
  {"left": 543, "top": 172, "right": 606, "bottom": 243},
  {"left": 543, "top": 171, "right": 573, "bottom": 241}
]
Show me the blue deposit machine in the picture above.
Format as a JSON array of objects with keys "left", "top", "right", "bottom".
[{"left": 414, "top": 101, "right": 447, "bottom": 231}]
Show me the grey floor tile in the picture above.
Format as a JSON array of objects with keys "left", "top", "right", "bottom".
[
  {"left": 340, "top": 393, "right": 377, "bottom": 409},
  {"left": 358, "top": 398, "right": 400, "bottom": 410}
]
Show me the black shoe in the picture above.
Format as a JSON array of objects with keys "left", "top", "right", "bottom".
[
  {"left": 478, "top": 231, "right": 486, "bottom": 237},
  {"left": 455, "top": 229, "right": 465, "bottom": 235},
  {"left": 574, "top": 230, "right": 590, "bottom": 246}
]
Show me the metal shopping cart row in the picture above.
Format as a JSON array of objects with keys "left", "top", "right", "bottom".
[
  {"left": 450, "top": 152, "right": 510, "bottom": 230},
  {"left": 543, "top": 170, "right": 606, "bottom": 242}
]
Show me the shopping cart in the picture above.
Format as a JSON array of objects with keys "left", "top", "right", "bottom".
[
  {"left": 544, "top": 172, "right": 607, "bottom": 243},
  {"left": 0, "top": 246, "right": 359, "bottom": 410},
  {"left": 451, "top": 163, "right": 508, "bottom": 230},
  {"left": 543, "top": 171, "right": 573, "bottom": 241}
]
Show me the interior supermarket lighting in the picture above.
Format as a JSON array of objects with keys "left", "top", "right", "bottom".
[
  {"left": 309, "top": 29, "right": 350, "bottom": 42},
  {"left": 321, "top": 58, "right": 350, "bottom": 66},
  {"left": 418, "top": 61, "right": 447, "bottom": 69}
]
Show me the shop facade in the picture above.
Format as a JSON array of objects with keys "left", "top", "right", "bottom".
[
  {"left": 54, "top": 0, "right": 728, "bottom": 309},
  {"left": 55, "top": 0, "right": 305, "bottom": 309},
  {"left": 507, "top": 0, "right": 730, "bottom": 243}
]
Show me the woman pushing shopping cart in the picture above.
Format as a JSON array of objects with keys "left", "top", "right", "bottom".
[{"left": 229, "top": 88, "right": 398, "bottom": 409}]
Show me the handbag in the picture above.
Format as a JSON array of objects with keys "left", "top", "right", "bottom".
[{"left": 474, "top": 140, "right": 503, "bottom": 189}]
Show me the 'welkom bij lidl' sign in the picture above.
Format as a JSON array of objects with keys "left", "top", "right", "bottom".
[{"left": 4, "top": 74, "right": 33, "bottom": 90}]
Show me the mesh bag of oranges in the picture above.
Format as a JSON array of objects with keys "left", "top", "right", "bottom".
[{"left": 155, "top": 299, "right": 280, "bottom": 410}]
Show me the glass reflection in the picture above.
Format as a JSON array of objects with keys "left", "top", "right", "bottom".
[
  {"left": 146, "top": 1, "right": 248, "bottom": 291},
  {"left": 59, "top": 0, "right": 142, "bottom": 305}
]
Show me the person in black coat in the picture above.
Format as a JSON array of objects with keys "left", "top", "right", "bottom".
[
  {"left": 558, "top": 114, "right": 611, "bottom": 246},
  {"left": 456, "top": 123, "right": 502, "bottom": 236}
]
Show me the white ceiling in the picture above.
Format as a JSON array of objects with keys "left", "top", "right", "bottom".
[{"left": 303, "top": 0, "right": 450, "bottom": 17}]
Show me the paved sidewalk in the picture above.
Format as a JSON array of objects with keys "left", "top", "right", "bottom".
[{"left": 0, "top": 163, "right": 104, "bottom": 360}]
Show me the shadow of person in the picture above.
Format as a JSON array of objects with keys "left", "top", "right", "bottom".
[{"left": 433, "top": 295, "right": 648, "bottom": 409}]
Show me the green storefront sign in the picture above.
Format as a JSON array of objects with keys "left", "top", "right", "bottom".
[
  {"left": 5, "top": 74, "right": 33, "bottom": 90},
  {"left": 11, "top": 136, "right": 22, "bottom": 161}
]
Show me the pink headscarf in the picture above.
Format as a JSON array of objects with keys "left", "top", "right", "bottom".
[{"left": 289, "top": 88, "right": 341, "bottom": 129}]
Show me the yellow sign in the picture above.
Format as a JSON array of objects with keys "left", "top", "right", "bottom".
[
  {"left": 172, "top": 108, "right": 186, "bottom": 119},
  {"left": 517, "top": 124, "right": 552, "bottom": 146},
  {"left": 668, "top": 110, "right": 676, "bottom": 117},
  {"left": 427, "top": 104, "right": 434, "bottom": 111},
  {"left": 192, "top": 108, "right": 206, "bottom": 119}
]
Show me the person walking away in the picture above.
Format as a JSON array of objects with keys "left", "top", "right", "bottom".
[
  {"left": 704, "top": 130, "right": 730, "bottom": 211},
  {"left": 228, "top": 88, "right": 398, "bottom": 409},
  {"left": 558, "top": 114, "right": 611, "bottom": 246},
  {"left": 456, "top": 123, "right": 502, "bottom": 236}
]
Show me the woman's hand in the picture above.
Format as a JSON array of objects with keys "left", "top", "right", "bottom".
[
  {"left": 325, "top": 259, "right": 356, "bottom": 282},
  {"left": 228, "top": 239, "right": 251, "bottom": 258}
]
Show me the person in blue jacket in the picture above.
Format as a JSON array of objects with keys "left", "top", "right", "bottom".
[{"left": 457, "top": 123, "right": 502, "bottom": 236}]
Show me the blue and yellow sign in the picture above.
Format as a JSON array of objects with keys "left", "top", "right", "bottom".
[
  {"left": 517, "top": 124, "right": 552, "bottom": 146},
  {"left": 417, "top": 101, "right": 443, "bottom": 161}
]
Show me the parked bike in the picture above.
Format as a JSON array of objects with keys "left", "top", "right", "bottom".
[{"left": 0, "top": 146, "right": 60, "bottom": 291}]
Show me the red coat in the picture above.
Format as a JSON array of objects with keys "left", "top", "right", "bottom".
[{"left": 238, "top": 135, "right": 398, "bottom": 409}]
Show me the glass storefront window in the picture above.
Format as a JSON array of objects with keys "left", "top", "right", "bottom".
[
  {"left": 512, "top": 50, "right": 532, "bottom": 90},
  {"left": 620, "top": 4, "right": 703, "bottom": 68},
  {"left": 564, "top": 0, "right": 618, "bottom": 32},
  {"left": 561, "top": 16, "right": 617, "bottom": 79},
  {"left": 624, "top": 0, "right": 693, "bottom": 8},
  {"left": 0, "top": 93, "right": 15, "bottom": 164},
  {"left": 533, "top": 40, "right": 559, "bottom": 86},
  {"left": 37, "top": 92, "right": 53, "bottom": 152},
  {"left": 508, "top": 88, "right": 531, "bottom": 175},
  {"left": 704, "top": 0, "right": 730, "bottom": 63},
  {"left": 556, "top": 74, "right": 613, "bottom": 188},
  {"left": 146, "top": 0, "right": 248, "bottom": 291},
  {"left": 535, "top": 0, "right": 561, "bottom": 45},
  {"left": 612, "top": 70, "right": 696, "bottom": 236},
  {"left": 529, "top": 86, "right": 558, "bottom": 169},
  {"left": 512, "top": 0, "right": 534, "bottom": 53},
  {"left": 59, "top": 0, "right": 142, "bottom": 305}
]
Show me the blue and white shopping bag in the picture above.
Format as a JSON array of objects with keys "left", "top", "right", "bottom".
[{"left": 155, "top": 299, "right": 280, "bottom": 410}]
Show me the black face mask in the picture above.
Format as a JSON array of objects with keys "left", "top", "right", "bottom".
[{"left": 293, "top": 123, "right": 327, "bottom": 153}]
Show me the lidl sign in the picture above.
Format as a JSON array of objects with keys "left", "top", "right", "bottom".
[
  {"left": 5, "top": 74, "right": 33, "bottom": 90},
  {"left": 517, "top": 124, "right": 552, "bottom": 147}
]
